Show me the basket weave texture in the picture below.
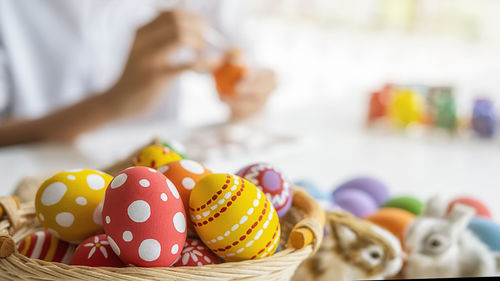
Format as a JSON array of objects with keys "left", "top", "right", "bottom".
[{"left": 0, "top": 188, "right": 323, "bottom": 281}]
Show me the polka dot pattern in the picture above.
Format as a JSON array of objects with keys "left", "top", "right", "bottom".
[
  {"left": 127, "top": 200, "right": 151, "bottom": 223},
  {"left": 102, "top": 166, "right": 186, "bottom": 267},
  {"left": 111, "top": 174, "right": 127, "bottom": 189},
  {"left": 41, "top": 182, "right": 67, "bottom": 206},
  {"left": 160, "top": 160, "right": 212, "bottom": 232},
  {"left": 139, "top": 239, "right": 161, "bottom": 262},
  {"left": 35, "top": 169, "right": 112, "bottom": 243},
  {"left": 87, "top": 174, "right": 106, "bottom": 190}
]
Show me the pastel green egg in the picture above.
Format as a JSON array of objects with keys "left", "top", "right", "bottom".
[{"left": 383, "top": 196, "right": 423, "bottom": 216}]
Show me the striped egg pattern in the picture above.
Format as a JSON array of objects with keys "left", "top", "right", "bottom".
[
  {"left": 17, "top": 230, "right": 75, "bottom": 264},
  {"left": 189, "top": 174, "right": 280, "bottom": 262}
]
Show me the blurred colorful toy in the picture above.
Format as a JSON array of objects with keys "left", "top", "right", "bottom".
[
  {"left": 332, "top": 177, "right": 390, "bottom": 218},
  {"left": 333, "top": 177, "right": 390, "bottom": 206},
  {"left": 468, "top": 217, "right": 500, "bottom": 252},
  {"left": 213, "top": 48, "right": 247, "bottom": 98},
  {"left": 388, "top": 88, "right": 426, "bottom": 126},
  {"left": 472, "top": 98, "right": 496, "bottom": 138},
  {"left": 383, "top": 196, "right": 423, "bottom": 216},
  {"left": 365, "top": 207, "right": 415, "bottom": 245},
  {"left": 446, "top": 196, "right": 492, "bottom": 219},
  {"left": 367, "top": 84, "right": 392, "bottom": 123},
  {"left": 428, "top": 87, "right": 457, "bottom": 131},
  {"left": 294, "top": 179, "right": 338, "bottom": 211}
]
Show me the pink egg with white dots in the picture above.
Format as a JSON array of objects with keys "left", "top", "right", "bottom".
[
  {"left": 236, "top": 163, "right": 292, "bottom": 217},
  {"left": 173, "top": 238, "right": 221, "bottom": 267},
  {"left": 102, "top": 166, "right": 186, "bottom": 267}
]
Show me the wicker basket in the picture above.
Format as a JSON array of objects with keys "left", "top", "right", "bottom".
[{"left": 0, "top": 185, "right": 324, "bottom": 281}]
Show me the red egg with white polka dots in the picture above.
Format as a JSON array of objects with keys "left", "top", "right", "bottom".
[
  {"left": 173, "top": 238, "right": 221, "bottom": 267},
  {"left": 102, "top": 166, "right": 187, "bottom": 267},
  {"left": 70, "top": 234, "right": 125, "bottom": 267},
  {"left": 158, "top": 160, "right": 212, "bottom": 233}
]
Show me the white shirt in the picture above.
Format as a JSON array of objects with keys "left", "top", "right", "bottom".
[{"left": 0, "top": 0, "right": 247, "bottom": 121}]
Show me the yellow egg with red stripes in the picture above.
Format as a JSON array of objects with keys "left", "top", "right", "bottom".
[
  {"left": 133, "top": 145, "right": 182, "bottom": 169},
  {"left": 189, "top": 174, "right": 280, "bottom": 261}
]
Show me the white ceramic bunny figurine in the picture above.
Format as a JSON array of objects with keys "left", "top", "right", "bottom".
[{"left": 404, "top": 196, "right": 500, "bottom": 278}]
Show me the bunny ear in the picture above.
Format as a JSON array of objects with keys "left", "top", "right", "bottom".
[
  {"left": 448, "top": 203, "right": 475, "bottom": 234},
  {"left": 336, "top": 224, "right": 358, "bottom": 247},
  {"left": 422, "top": 195, "right": 447, "bottom": 218}
]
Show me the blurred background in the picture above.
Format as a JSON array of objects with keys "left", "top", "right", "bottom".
[{"left": 2, "top": 0, "right": 500, "bottom": 215}]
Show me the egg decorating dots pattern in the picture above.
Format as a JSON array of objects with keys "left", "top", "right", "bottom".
[
  {"left": 102, "top": 166, "right": 186, "bottom": 267},
  {"left": 35, "top": 169, "right": 112, "bottom": 243},
  {"left": 70, "top": 234, "right": 125, "bottom": 267},
  {"left": 159, "top": 160, "right": 212, "bottom": 231},
  {"left": 17, "top": 230, "right": 75, "bottom": 264},
  {"left": 236, "top": 163, "right": 292, "bottom": 217},
  {"left": 189, "top": 174, "right": 281, "bottom": 262},
  {"left": 133, "top": 145, "right": 182, "bottom": 169}
]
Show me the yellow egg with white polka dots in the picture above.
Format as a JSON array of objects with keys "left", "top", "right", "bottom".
[
  {"left": 35, "top": 169, "right": 113, "bottom": 243},
  {"left": 133, "top": 145, "right": 182, "bottom": 169}
]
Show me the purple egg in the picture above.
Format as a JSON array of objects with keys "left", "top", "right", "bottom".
[
  {"left": 333, "top": 177, "right": 390, "bottom": 206},
  {"left": 333, "top": 189, "right": 378, "bottom": 217},
  {"left": 237, "top": 163, "right": 293, "bottom": 217}
]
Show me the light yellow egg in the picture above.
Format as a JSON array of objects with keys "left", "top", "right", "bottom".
[
  {"left": 133, "top": 145, "right": 182, "bottom": 169},
  {"left": 35, "top": 169, "right": 112, "bottom": 243},
  {"left": 388, "top": 89, "right": 425, "bottom": 126},
  {"left": 189, "top": 174, "right": 280, "bottom": 262}
]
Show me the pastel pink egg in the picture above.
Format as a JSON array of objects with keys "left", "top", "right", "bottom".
[
  {"left": 236, "top": 163, "right": 292, "bottom": 217},
  {"left": 70, "top": 234, "right": 125, "bottom": 267},
  {"left": 102, "top": 166, "right": 186, "bottom": 267},
  {"left": 173, "top": 238, "right": 221, "bottom": 267}
]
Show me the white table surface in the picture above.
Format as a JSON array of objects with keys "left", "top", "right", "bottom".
[{"left": 2, "top": 18, "right": 500, "bottom": 218}]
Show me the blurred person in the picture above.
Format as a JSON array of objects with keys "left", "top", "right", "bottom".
[{"left": 0, "top": 0, "right": 276, "bottom": 147}]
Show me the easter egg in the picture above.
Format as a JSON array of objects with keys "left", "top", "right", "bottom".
[
  {"left": 70, "top": 234, "right": 124, "bottom": 267},
  {"left": 472, "top": 98, "right": 496, "bottom": 138},
  {"left": 35, "top": 169, "right": 113, "bottom": 243},
  {"left": 333, "top": 177, "right": 390, "bottom": 207},
  {"left": 295, "top": 179, "right": 339, "bottom": 211},
  {"left": 388, "top": 89, "right": 425, "bottom": 126},
  {"left": 447, "top": 197, "right": 492, "bottom": 219},
  {"left": 173, "top": 238, "right": 221, "bottom": 267},
  {"left": 365, "top": 208, "right": 415, "bottom": 245},
  {"left": 161, "top": 140, "right": 188, "bottom": 159},
  {"left": 383, "top": 196, "right": 423, "bottom": 216},
  {"left": 333, "top": 189, "right": 378, "bottom": 218},
  {"left": 189, "top": 174, "right": 280, "bottom": 262},
  {"left": 133, "top": 145, "right": 182, "bottom": 169},
  {"left": 158, "top": 160, "right": 212, "bottom": 231},
  {"left": 236, "top": 163, "right": 292, "bottom": 217},
  {"left": 17, "top": 230, "right": 75, "bottom": 264},
  {"left": 468, "top": 217, "right": 500, "bottom": 252},
  {"left": 102, "top": 166, "right": 186, "bottom": 267}
]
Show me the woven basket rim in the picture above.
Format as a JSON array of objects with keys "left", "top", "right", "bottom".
[{"left": 0, "top": 187, "right": 324, "bottom": 281}]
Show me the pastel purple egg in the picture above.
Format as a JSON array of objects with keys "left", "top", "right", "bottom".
[
  {"left": 333, "top": 177, "right": 390, "bottom": 206},
  {"left": 333, "top": 189, "right": 378, "bottom": 218},
  {"left": 236, "top": 163, "right": 292, "bottom": 217}
]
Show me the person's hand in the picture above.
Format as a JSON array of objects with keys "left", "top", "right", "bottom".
[
  {"left": 104, "top": 10, "right": 206, "bottom": 118},
  {"left": 221, "top": 69, "right": 277, "bottom": 121}
]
